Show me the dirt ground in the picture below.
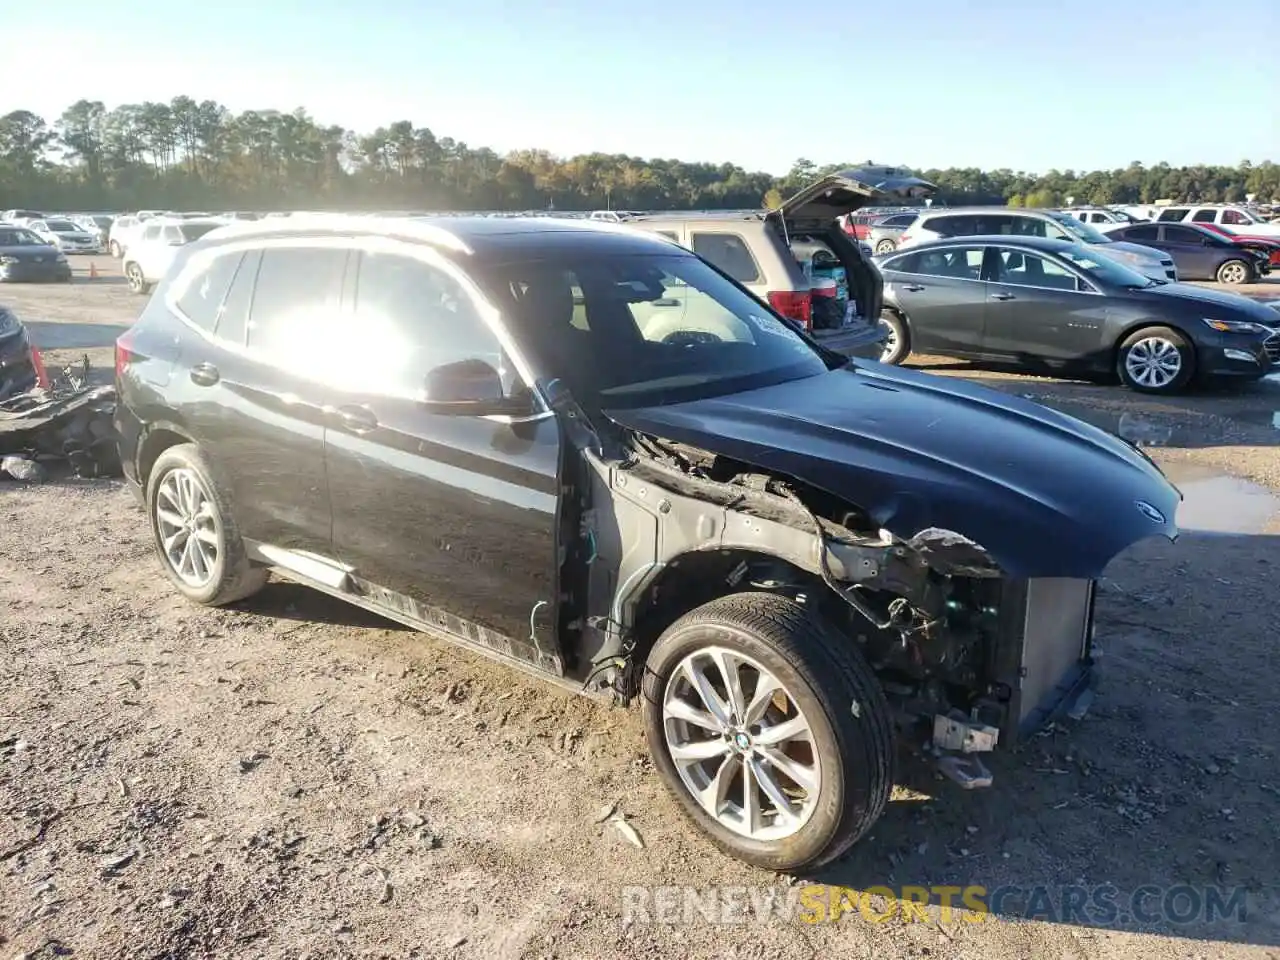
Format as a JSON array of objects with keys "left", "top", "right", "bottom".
[{"left": 2, "top": 257, "right": 1280, "bottom": 960}]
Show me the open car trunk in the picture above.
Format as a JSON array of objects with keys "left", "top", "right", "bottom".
[{"left": 767, "top": 167, "right": 937, "bottom": 338}]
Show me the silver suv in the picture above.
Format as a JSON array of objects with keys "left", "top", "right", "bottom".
[
  {"left": 625, "top": 168, "right": 937, "bottom": 358},
  {"left": 897, "top": 207, "right": 1177, "bottom": 282}
]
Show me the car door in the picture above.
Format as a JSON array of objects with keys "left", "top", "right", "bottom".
[
  {"left": 982, "top": 246, "right": 1109, "bottom": 364},
  {"left": 881, "top": 244, "right": 989, "bottom": 355},
  {"left": 323, "top": 241, "right": 561, "bottom": 655},
  {"left": 172, "top": 240, "right": 345, "bottom": 556},
  {"left": 1160, "top": 224, "right": 1216, "bottom": 279}
]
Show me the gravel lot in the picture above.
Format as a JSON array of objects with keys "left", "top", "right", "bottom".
[{"left": 2, "top": 256, "right": 1279, "bottom": 959}]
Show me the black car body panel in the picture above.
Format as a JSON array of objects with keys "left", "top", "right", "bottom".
[
  {"left": 605, "top": 361, "right": 1180, "bottom": 580},
  {"left": 0, "top": 312, "right": 39, "bottom": 401},
  {"left": 0, "top": 236, "right": 71, "bottom": 283}
]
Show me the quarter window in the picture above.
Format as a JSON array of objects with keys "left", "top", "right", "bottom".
[
  {"left": 142, "top": 224, "right": 161, "bottom": 242},
  {"left": 690, "top": 233, "right": 761, "bottom": 283},
  {"left": 173, "top": 251, "right": 244, "bottom": 332},
  {"left": 161, "top": 225, "right": 183, "bottom": 244},
  {"left": 1156, "top": 208, "right": 1188, "bottom": 222}
]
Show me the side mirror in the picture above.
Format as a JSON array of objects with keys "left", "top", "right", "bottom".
[{"left": 423, "top": 358, "right": 513, "bottom": 413}]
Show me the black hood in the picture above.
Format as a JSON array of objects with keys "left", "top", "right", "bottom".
[
  {"left": 605, "top": 363, "right": 1181, "bottom": 580},
  {"left": 1131, "top": 283, "right": 1280, "bottom": 325}
]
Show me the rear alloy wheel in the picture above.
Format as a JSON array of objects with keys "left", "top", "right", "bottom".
[
  {"left": 877, "top": 311, "right": 910, "bottom": 365},
  {"left": 642, "top": 592, "right": 893, "bottom": 871},
  {"left": 147, "top": 444, "right": 267, "bottom": 606},
  {"left": 874, "top": 238, "right": 896, "bottom": 255},
  {"left": 1116, "top": 326, "right": 1194, "bottom": 394},
  {"left": 125, "top": 262, "right": 151, "bottom": 295},
  {"left": 1216, "top": 259, "right": 1253, "bottom": 285}
]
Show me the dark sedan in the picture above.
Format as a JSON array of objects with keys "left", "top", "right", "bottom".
[
  {"left": 1103, "top": 221, "right": 1269, "bottom": 284},
  {"left": 875, "top": 235, "right": 1279, "bottom": 393},
  {"left": 0, "top": 226, "right": 72, "bottom": 283}
]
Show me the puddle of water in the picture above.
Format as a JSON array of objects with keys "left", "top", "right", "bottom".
[
  {"left": 1159, "top": 462, "right": 1280, "bottom": 535},
  {"left": 1051, "top": 407, "right": 1191, "bottom": 447}
]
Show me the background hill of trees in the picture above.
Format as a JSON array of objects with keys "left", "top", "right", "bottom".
[{"left": 1, "top": 99, "right": 1276, "bottom": 212}]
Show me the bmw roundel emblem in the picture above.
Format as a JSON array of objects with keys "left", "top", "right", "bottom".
[{"left": 1135, "top": 500, "right": 1165, "bottom": 524}]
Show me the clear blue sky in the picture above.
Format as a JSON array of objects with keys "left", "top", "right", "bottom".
[{"left": 8, "top": 0, "right": 1278, "bottom": 174}]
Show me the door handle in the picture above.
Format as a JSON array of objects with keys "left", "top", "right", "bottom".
[
  {"left": 189, "top": 362, "right": 220, "bottom": 387},
  {"left": 991, "top": 292, "right": 1016, "bottom": 301},
  {"left": 903, "top": 283, "right": 927, "bottom": 292},
  {"left": 335, "top": 404, "right": 378, "bottom": 433}
]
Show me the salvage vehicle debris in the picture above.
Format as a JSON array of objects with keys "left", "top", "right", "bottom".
[
  {"left": 115, "top": 208, "right": 1183, "bottom": 872},
  {"left": 0, "top": 354, "right": 122, "bottom": 480}
]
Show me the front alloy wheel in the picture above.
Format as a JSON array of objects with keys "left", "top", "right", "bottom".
[
  {"left": 642, "top": 592, "right": 893, "bottom": 871},
  {"left": 1216, "top": 259, "right": 1252, "bottom": 285},
  {"left": 1116, "top": 326, "right": 1194, "bottom": 393},
  {"left": 874, "top": 238, "right": 896, "bottom": 254},
  {"left": 663, "top": 646, "right": 821, "bottom": 841}
]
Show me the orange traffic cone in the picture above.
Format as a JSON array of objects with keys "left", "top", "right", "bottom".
[{"left": 89, "top": 262, "right": 99, "bottom": 280}]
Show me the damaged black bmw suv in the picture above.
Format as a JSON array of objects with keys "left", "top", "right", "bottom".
[{"left": 115, "top": 213, "right": 1181, "bottom": 870}]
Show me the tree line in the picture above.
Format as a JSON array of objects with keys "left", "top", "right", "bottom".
[{"left": 1, "top": 99, "right": 1276, "bottom": 213}]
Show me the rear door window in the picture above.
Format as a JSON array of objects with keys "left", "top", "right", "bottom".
[
  {"left": 690, "top": 232, "right": 761, "bottom": 283},
  {"left": 1163, "top": 225, "right": 1202, "bottom": 244},
  {"left": 923, "top": 215, "right": 975, "bottom": 237},
  {"left": 173, "top": 251, "right": 245, "bottom": 332},
  {"left": 245, "top": 246, "right": 348, "bottom": 356},
  {"left": 1156, "top": 208, "right": 1188, "bottom": 222},
  {"left": 1124, "top": 224, "right": 1159, "bottom": 242},
  {"left": 141, "top": 224, "right": 162, "bottom": 243},
  {"left": 895, "top": 246, "right": 986, "bottom": 279},
  {"left": 994, "top": 249, "right": 1079, "bottom": 290},
  {"left": 161, "top": 225, "right": 183, "bottom": 244},
  {"left": 1191, "top": 209, "right": 1216, "bottom": 223}
]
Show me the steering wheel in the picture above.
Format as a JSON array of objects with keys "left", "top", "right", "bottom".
[{"left": 662, "top": 330, "right": 721, "bottom": 347}]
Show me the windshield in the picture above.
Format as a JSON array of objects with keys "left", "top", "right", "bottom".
[
  {"left": 91, "top": 216, "right": 112, "bottom": 228},
  {"left": 178, "top": 223, "right": 220, "bottom": 242},
  {"left": 0, "top": 228, "right": 47, "bottom": 246},
  {"left": 1057, "top": 247, "right": 1153, "bottom": 287},
  {"left": 478, "top": 253, "right": 830, "bottom": 409},
  {"left": 45, "top": 219, "right": 78, "bottom": 232},
  {"left": 1050, "top": 213, "right": 1111, "bottom": 244}
]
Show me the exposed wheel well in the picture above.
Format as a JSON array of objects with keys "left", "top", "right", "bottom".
[
  {"left": 137, "top": 428, "right": 191, "bottom": 487},
  {"left": 627, "top": 549, "right": 824, "bottom": 677}
]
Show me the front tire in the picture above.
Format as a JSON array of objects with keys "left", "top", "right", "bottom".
[
  {"left": 641, "top": 592, "right": 893, "bottom": 871},
  {"left": 1216, "top": 259, "right": 1253, "bottom": 285},
  {"left": 109, "top": 240, "right": 121, "bottom": 258},
  {"left": 877, "top": 310, "right": 910, "bottom": 365},
  {"left": 874, "top": 238, "right": 896, "bottom": 255},
  {"left": 1116, "top": 326, "right": 1195, "bottom": 394},
  {"left": 146, "top": 444, "right": 267, "bottom": 606}
]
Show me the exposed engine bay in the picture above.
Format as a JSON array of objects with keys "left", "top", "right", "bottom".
[{"left": 575, "top": 426, "right": 1097, "bottom": 785}]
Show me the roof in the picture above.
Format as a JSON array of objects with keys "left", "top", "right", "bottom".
[
  {"left": 197, "top": 213, "right": 678, "bottom": 260},
  {"left": 912, "top": 206, "right": 1069, "bottom": 217},
  {"left": 890, "top": 235, "right": 1084, "bottom": 253}
]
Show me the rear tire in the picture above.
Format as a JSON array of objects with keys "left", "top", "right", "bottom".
[
  {"left": 641, "top": 592, "right": 893, "bottom": 871},
  {"left": 146, "top": 444, "right": 267, "bottom": 606},
  {"left": 877, "top": 310, "right": 910, "bottom": 365},
  {"left": 125, "top": 262, "right": 151, "bottom": 295},
  {"left": 1216, "top": 259, "right": 1253, "bottom": 285},
  {"left": 1116, "top": 326, "right": 1195, "bottom": 394},
  {"left": 874, "top": 238, "right": 896, "bottom": 255}
]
